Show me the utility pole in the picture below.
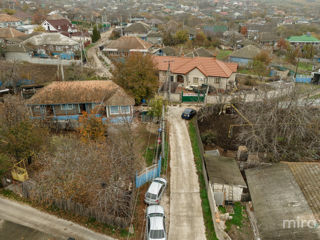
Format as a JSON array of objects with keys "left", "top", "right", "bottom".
[
  {"left": 161, "top": 104, "right": 165, "bottom": 159},
  {"left": 164, "top": 60, "right": 174, "bottom": 103}
]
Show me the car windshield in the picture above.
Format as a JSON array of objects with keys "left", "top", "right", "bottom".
[
  {"left": 150, "top": 230, "right": 165, "bottom": 239},
  {"left": 146, "top": 192, "right": 157, "bottom": 199},
  {"left": 184, "top": 109, "right": 193, "bottom": 114},
  {"left": 149, "top": 213, "right": 163, "bottom": 217},
  {"left": 153, "top": 179, "right": 164, "bottom": 184}
]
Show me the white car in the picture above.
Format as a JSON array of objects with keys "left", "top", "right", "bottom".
[
  {"left": 144, "top": 178, "right": 167, "bottom": 205},
  {"left": 146, "top": 205, "right": 166, "bottom": 240}
]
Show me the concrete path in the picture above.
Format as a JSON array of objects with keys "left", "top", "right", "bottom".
[
  {"left": 0, "top": 197, "right": 115, "bottom": 240},
  {"left": 168, "top": 106, "right": 206, "bottom": 240}
]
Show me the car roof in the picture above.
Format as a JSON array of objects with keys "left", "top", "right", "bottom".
[
  {"left": 148, "top": 181, "right": 163, "bottom": 195},
  {"left": 147, "top": 205, "right": 165, "bottom": 215},
  {"left": 184, "top": 108, "right": 195, "bottom": 113},
  {"left": 150, "top": 216, "right": 164, "bottom": 230}
]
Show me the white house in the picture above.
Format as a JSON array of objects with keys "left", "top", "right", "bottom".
[
  {"left": 153, "top": 56, "right": 238, "bottom": 91},
  {"left": 41, "top": 19, "right": 77, "bottom": 34}
]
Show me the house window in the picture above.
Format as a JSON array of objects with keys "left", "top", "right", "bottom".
[
  {"left": 110, "top": 106, "right": 119, "bottom": 114},
  {"left": 214, "top": 78, "right": 220, "bottom": 84},
  {"left": 121, "top": 106, "right": 130, "bottom": 114},
  {"left": 33, "top": 105, "right": 40, "bottom": 111},
  {"left": 61, "top": 104, "right": 73, "bottom": 110},
  {"left": 193, "top": 77, "right": 199, "bottom": 84}
]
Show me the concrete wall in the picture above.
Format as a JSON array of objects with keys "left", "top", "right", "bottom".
[
  {"left": 5, "top": 52, "right": 81, "bottom": 66},
  {"left": 206, "top": 83, "right": 294, "bottom": 104},
  {"left": 207, "top": 183, "right": 232, "bottom": 240},
  {"left": 160, "top": 92, "right": 181, "bottom": 103},
  {"left": 213, "top": 183, "right": 244, "bottom": 202}
]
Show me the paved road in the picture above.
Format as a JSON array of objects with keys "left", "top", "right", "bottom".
[
  {"left": 0, "top": 219, "right": 61, "bottom": 240},
  {"left": 168, "top": 106, "right": 206, "bottom": 240},
  {"left": 0, "top": 197, "right": 115, "bottom": 240},
  {"left": 86, "top": 30, "right": 113, "bottom": 78}
]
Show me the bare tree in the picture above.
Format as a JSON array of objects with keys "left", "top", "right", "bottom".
[{"left": 237, "top": 89, "right": 320, "bottom": 162}]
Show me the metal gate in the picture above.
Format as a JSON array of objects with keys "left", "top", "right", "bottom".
[{"left": 181, "top": 91, "right": 205, "bottom": 102}]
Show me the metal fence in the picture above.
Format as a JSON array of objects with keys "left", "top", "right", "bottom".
[
  {"left": 181, "top": 92, "right": 205, "bottom": 102},
  {"left": 135, "top": 157, "right": 162, "bottom": 188}
]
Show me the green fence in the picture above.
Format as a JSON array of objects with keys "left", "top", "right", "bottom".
[{"left": 181, "top": 91, "right": 205, "bottom": 102}]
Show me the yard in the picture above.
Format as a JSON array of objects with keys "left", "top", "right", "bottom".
[
  {"left": 0, "top": 60, "right": 96, "bottom": 85},
  {"left": 216, "top": 50, "right": 232, "bottom": 60},
  {"left": 219, "top": 203, "right": 254, "bottom": 240}
]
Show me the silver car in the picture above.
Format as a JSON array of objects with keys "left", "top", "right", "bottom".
[
  {"left": 146, "top": 205, "right": 166, "bottom": 240},
  {"left": 144, "top": 178, "right": 167, "bottom": 205}
]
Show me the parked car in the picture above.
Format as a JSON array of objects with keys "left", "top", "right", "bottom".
[
  {"left": 146, "top": 205, "right": 167, "bottom": 240},
  {"left": 145, "top": 178, "right": 167, "bottom": 205},
  {"left": 181, "top": 108, "right": 196, "bottom": 120}
]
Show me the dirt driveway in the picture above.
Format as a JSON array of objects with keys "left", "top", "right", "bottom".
[
  {"left": 168, "top": 106, "right": 206, "bottom": 240},
  {"left": 86, "top": 30, "right": 113, "bottom": 78}
]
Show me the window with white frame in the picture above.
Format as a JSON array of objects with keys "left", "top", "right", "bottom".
[
  {"left": 61, "top": 104, "right": 73, "bottom": 110},
  {"left": 214, "top": 77, "right": 220, "bottom": 84},
  {"left": 193, "top": 77, "right": 199, "bottom": 84},
  {"left": 110, "top": 106, "right": 119, "bottom": 114},
  {"left": 121, "top": 106, "right": 130, "bottom": 114}
]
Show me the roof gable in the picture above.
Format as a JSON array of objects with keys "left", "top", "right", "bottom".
[
  {"left": 106, "top": 36, "right": 152, "bottom": 51},
  {"left": 27, "top": 80, "right": 135, "bottom": 106},
  {"left": 153, "top": 56, "right": 237, "bottom": 78},
  {"left": 0, "top": 28, "right": 25, "bottom": 39}
]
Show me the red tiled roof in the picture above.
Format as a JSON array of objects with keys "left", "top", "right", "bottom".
[{"left": 153, "top": 56, "right": 238, "bottom": 78}]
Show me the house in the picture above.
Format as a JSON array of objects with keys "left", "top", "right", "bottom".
[
  {"left": 229, "top": 45, "right": 261, "bottom": 66},
  {"left": 41, "top": 19, "right": 77, "bottom": 34},
  {"left": 27, "top": 80, "right": 135, "bottom": 124},
  {"left": 4, "top": 44, "right": 32, "bottom": 62},
  {"left": 259, "top": 32, "right": 280, "bottom": 46},
  {"left": 0, "top": 14, "right": 23, "bottom": 28},
  {"left": 13, "top": 11, "right": 32, "bottom": 25},
  {"left": 0, "top": 28, "right": 25, "bottom": 42},
  {"left": 153, "top": 56, "right": 238, "bottom": 91},
  {"left": 103, "top": 36, "right": 153, "bottom": 57},
  {"left": 287, "top": 34, "right": 320, "bottom": 45},
  {"left": 203, "top": 25, "right": 228, "bottom": 37},
  {"left": 185, "top": 47, "right": 216, "bottom": 58},
  {"left": 22, "top": 32, "right": 80, "bottom": 57},
  {"left": 152, "top": 46, "right": 178, "bottom": 56},
  {"left": 146, "top": 31, "right": 163, "bottom": 45},
  {"left": 204, "top": 152, "right": 247, "bottom": 204},
  {"left": 16, "top": 25, "right": 38, "bottom": 34},
  {"left": 246, "top": 162, "right": 320, "bottom": 240},
  {"left": 124, "top": 22, "right": 151, "bottom": 40}
]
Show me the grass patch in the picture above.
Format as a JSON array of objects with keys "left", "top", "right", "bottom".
[
  {"left": 85, "top": 43, "right": 95, "bottom": 51},
  {"left": 310, "top": 93, "right": 320, "bottom": 99},
  {"left": 161, "top": 135, "right": 169, "bottom": 173},
  {"left": 298, "top": 62, "right": 313, "bottom": 72},
  {"left": 226, "top": 202, "right": 244, "bottom": 232},
  {"left": 218, "top": 206, "right": 227, "bottom": 214},
  {"left": 188, "top": 120, "right": 218, "bottom": 240},
  {"left": 144, "top": 145, "right": 156, "bottom": 166},
  {"left": 216, "top": 50, "right": 232, "bottom": 60}
]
